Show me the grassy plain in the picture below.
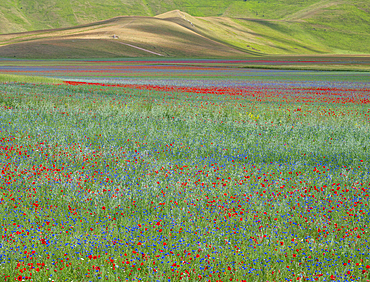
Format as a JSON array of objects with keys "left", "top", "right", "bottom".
[
  {"left": 1, "top": 57, "right": 370, "bottom": 79},
  {"left": 0, "top": 73, "right": 63, "bottom": 84},
  {"left": 0, "top": 67, "right": 369, "bottom": 281}
]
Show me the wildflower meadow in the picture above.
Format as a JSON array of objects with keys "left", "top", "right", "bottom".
[{"left": 0, "top": 64, "right": 369, "bottom": 282}]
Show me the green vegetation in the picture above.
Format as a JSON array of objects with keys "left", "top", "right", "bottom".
[
  {"left": 0, "top": 0, "right": 368, "bottom": 33},
  {"left": 0, "top": 79, "right": 369, "bottom": 280},
  {"left": 0, "top": 73, "right": 63, "bottom": 84},
  {"left": 0, "top": 0, "right": 369, "bottom": 57}
]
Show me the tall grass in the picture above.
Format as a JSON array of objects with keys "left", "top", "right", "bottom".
[{"left": 0, "top": 82, "right": 369, "bottom": 281}]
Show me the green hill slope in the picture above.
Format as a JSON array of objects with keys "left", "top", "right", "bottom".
[
  {"left": 0, "top": 0, "right": 368, "bottom": 33},
  {"left": 0, "top": 0, "right": 369, "bottom": 57}
]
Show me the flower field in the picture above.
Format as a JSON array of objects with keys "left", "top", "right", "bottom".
[{"left": 0, "top": 66, "right": 369, "bottom": 281}]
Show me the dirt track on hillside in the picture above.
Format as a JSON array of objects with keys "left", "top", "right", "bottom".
[{"left": 114, "top": 40, "right": 164, "bottom": 56}]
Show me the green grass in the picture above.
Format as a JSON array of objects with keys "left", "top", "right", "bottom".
[
  {"left": 302, "top": 3, "right": 370, "bottom": 54},
  {"left": 0, "top": 1, "right": 369, "bottom": 57},
  {"left": 0, "top": 0, "right": 369, "bottom": 34},
  {"left": 0, "top": 79, "right": 369, "bottom": 281},
  {"left": 0, "top": 73, "right": 63, "bottom": 84}
]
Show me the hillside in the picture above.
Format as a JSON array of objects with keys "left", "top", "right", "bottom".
[
  {"left": 0, "top": 0, "right": 369, "bottom": 34},
  {"left": 0, "top": 0, "right": 369, "bottom": 58}
]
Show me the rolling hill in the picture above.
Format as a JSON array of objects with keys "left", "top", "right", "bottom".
[
  {"left": 0, "top": 0, "right": 369, "bottom": 58},
  {"left": 1, "top": 0, "right": 369, "bottom": 34}
]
